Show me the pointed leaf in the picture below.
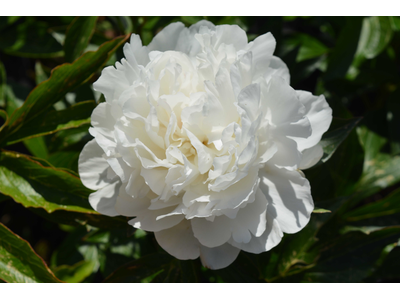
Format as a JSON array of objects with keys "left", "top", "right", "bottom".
[
  {"left": 345, "top": 188, "right": 400, "bottom": 222},
  {"left": 0, "top": 34, "right": 129, "bottom": 146},
  {"left": 0, "top": 223, "right": 62, "bottom": 283},
  {"left": 0, "top": 150, "right": 95, "bottom": 214},
  {"left": 318, "top": 117, "right": 362, "bottom": 164},
  {"left": 7, "top": 100, "right": 95, "bottom": 144}
]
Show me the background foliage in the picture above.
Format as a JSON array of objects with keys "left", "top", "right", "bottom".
[{"left": 0, "top": 16, "right": 400, "bottom": 283}]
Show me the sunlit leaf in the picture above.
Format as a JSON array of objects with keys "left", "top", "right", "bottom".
[
  {"left": 0, "top": 34, "right": 129, "bottom": 147},
  {"left": 356, "top": 17, "right": 393, "bottom": 60},
  {"left": 52, "top": 260, "right": 96, "bottom": 283},
  {"left": 7, "top": 100, "right": 95, "bottom": 144},
  {"left": 0, "top": 150, "right": 95, "bottom": 214},
  {"left": 0, "top": 223, "right": 62, "bottom": 283}
]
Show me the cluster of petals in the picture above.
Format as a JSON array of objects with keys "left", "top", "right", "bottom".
[{"left": 78, "top": 20, "right": 332, "bottom": 269}]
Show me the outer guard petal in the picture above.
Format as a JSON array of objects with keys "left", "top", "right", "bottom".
[
  {"left": 78, "top": 139, "right": 113, "bottom": 190},
  {"left": 229, "top": 207, "right": 283, "bottom": 254},
  {"left": 259, "top": 166, "right": 313, "bottom": 234},
  {"left": 191, "top": 215, "right": 232, "bottom": 248},
  {"left": 88, "top": 180, "right": 121, "bottom": 217},
  {"left": 299, "top": 144, "right": 324, "bottom": 170},
  {"left": 154, "top": 219, "right": 200, "bottom": 260},
  {"left": 199, "top": 243, "right": 240, "bottom": 270},
  {"left": 294, "top": 90, "right": 333, "bottom": 152}
]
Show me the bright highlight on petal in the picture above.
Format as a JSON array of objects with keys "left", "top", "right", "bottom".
[{"left": 78, "top": 20, "right": 332, "bottom": 270}]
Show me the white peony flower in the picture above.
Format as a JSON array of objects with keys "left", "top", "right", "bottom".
[{"left": 78, "top": 20, "right": 332, "bottom": 270}]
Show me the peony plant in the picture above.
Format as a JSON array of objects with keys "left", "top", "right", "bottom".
[{"left": 78, "top": 20, "right": 332, "bottom": 269}]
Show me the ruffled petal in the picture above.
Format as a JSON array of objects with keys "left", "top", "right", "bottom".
[
  {"left": 129, "top": 206, "right": 184, "bottom": 232},
  {"left": 78, "top": 139, "right": 113, "bottom": 190},
  {"left": 293, "top": 91, "right": 333, "bottom": 152},
  {"left": 259, "top": 165, "right": 313, "bottom": 234},
  {"left": 299, "top": 144, "right": 324, "bottom": 170},
  {"left": 88, "top": 180, "right": 121, "bottom": 217}
]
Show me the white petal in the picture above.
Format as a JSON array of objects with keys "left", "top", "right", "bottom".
[
  {"left": 191, "top": 215, "right": 232, "bottom": 248},
  {"left": 264, "top": 56, "right": 290, "bottom": 84},
  {"left": 260, "top": 76, "right": 306, "bottom": 127},
  {"left": 90, "top": 102, "right": 115, "bottom": 139},
  {"left": 237, "top": 83, "right": 261, "bottom": 122},
  {"left": 123, "top": 34, "right": 150, "bottom": 67},
  {"left": 246, "top": 32, "right": 276, "bottom": 79},
  {"left": 229, "top": 206, "right": 283, "bottom": 254},
  {"left": 147, "top": 22, "right": 186, "bottom": 52},
  {"left": 299, "top": 144, "right": 324, "bottom": 170},
  {"left": 259, "top": 166, "right": 313, "bottom": 234},
  {"left": 293, "top": 91, "right": 333, "bottom": 151},
  {"left": 88, "top": 180, "right": 121, "bottom": 217},
  {"left": 129, "top": 206, "right": 184, "bottom": 232},
  {"left": 231, "top": 188, "right": 268, "bottom": 242},
  {"left": 267, "top": 136, "right": 302, "bottom": 168},
  {"left": 78, "top": 139, "right": 113, "bottom": 190},
  {"left": 214, "top": 24, "right": 248, "bottom": 51},
  {"left": 199, "top": 243, "right": 240, "bottom": 270},
  {"left": 115, "top": 183, "right": 150, "bottom": 217},
  {"left": 154, "top": 219, "right": 200, "bottom": 260},
  {"left": 93, "top": 60, "right": 137, "bottom": 103}
]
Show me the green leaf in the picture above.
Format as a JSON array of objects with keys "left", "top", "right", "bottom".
[
  {"left": 53, "top": 260, "right": 96, "bottom": 283},
  {"left": 356, "top": 17, "right": 393, "bottom": 60},
  {"left": 0, "top": 110, "right": 8, "bottom": 135},
  {"left": 318, "top": 117, "right": 362, "bottom": 164},
  {"left": 7, "top": 100, "right": 95, "bottom": 144},
  {"left": 0, "top": 16, "right": 20, "bottom": 31},
  {"left": 301, "top": 226, "right": 400, "bottom": 282},
  {"left": 387, "top": 88, "right": 400, "bottom": 155},
  {"left": 108, "top": 17, "right": 133, "bottom": 34},
  {"left": 345, "top": 188, "right": 400, "bottom": 222},
  {"left": 23, "top": 136, "right": 49, "bottom": 159},
  {"left": 324, "top": 17, "right": 363, "bottom": 81},
  {"left": 389, "top": 16, "right": 400, "bottom": 31},
  {"left": 0, "top": 222, "right": 62, "bottom": 283},
  {"left": 64, "top": 17, "right": 98, "bottom": 63},
  {"left": 285, "top": 33, "right": 329, "bottom": 62},
  {"left": 103, "top": 253, "right": 174, "bottom": 283},
  {"left": 34, "top": 61, "right": 49, "bottom": 85},
  {"left": 356, "top": 126, "right": 400, "bottom": 194},
  {"left": 0, "top": 34, "right": 129, "bottom": 147},
  {"left": 275, "top": 219, "right": 320, "bottom": 278},
  {"left": 313, "top": 208, "right": 331, "bottom": 214},
  {"left": 0, "top": 150, "right": 95, "bottom": 214},
  {"left": 0, "top": 19, "right": 63, "bottom": 58}
]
